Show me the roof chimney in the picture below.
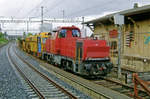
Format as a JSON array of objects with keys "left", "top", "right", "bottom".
[{"left": 134, "top": 3, "right": 138, "bottom": 8}]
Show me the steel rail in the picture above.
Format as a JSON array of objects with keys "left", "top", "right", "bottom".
[
  {"left": 95, "top": 76, "right": 149, "bottom": 98},
  {"left": 8, "top": 45, "right": 45, "bottom": 99},
  {"left": 0, "top": 43, "right": 8, "bottom": 49},
  {"left": 13, "top": 46, "right": 78, "bottom": 99}
]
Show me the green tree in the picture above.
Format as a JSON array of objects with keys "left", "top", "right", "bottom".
[
  {"left": 27, "top": 33, "right": 33, "bottom": 37},
  {"left": 0, "top": 32, "right": 3, "bottom": 38},
  {"left": 23, "top": 32, "right": 26, "bottom": 38}
]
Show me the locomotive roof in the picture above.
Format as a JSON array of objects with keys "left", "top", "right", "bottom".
[{"left": 57, "top": 25, "right": 80, "bottom": 30}]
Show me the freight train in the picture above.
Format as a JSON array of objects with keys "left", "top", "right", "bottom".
[{"left": 19, "top": 26, "right": 113, "bottom": 77}]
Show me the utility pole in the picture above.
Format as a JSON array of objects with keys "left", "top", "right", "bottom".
[
  {"left": 114, "top": 14, "right": 124, "bottom": 79},
  {"left": 62, "top": 10, "right": 65, "bottom": 22},
  {"left": 82, "top": 16, "right": 86, "bottom": 37},
  {"left": 0, "top": 24, "right": 2, "bottom": 33},
  {"left": 41, "top": 6, "right": 44, "bottom": 32},
  {"left": 117, "top": 25, "right": 122, "bottom": 78},
  {"left": 26, "top": 20, "right": 29, "bottom": 33},
  {"left": 82, "top": 17, "right": 85, "bottom": 29}
]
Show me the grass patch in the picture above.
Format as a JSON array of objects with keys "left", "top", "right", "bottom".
[
  {"left": 0, "top": 38, "right": 8, "bottom": 44},
  {"left": 0, "top": 32, "right": 8, "bottom": 45}
]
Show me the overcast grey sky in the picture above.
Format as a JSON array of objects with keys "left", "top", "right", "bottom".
[{"left": 0, "top": 0, "right": 150, "bottom": 19}]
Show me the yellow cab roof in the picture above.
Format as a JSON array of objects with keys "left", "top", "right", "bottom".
[
  {"left": 26, "top": 32, "right": 50, "bottom": 39},
  {"left": 39, "top": 32, "right": 49, "bottom": 36},
  {"left": 38, "top": 32, "right": 50, "bottom": 37},
  {"left": 26, "top": 35, "right": 33, "bottom": 39}
]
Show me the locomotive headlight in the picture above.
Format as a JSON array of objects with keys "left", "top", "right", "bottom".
[
  {"left": 105, "top": 57, "right": 109, "bottom": 59},
  {"left": 143, "top": 59, "right": 147, "bottom": 63},
  {"left": 88, "top": 57, "right": 92, "bottom": 60}
]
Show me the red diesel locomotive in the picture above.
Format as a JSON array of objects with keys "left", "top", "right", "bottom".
[{"left": 42, "top": 26, "right": 113, "bottom": 76}]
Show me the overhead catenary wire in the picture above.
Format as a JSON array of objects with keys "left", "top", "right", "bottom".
[
  {"left": 68, "top": 0, "right": 116, "bottom": 17},
  {"left": 22, "top": 0, "right": 123, "bottom": 19},
  {"left": 24, "top": 0, "right": 46, "bottom": 18},
  {"left": 44, "top": 0, "right": 67, "bottom": 17},
  {"left": 15, "top": 0, "right": 26, "bottom": 18},
  {"left": 24, "top": 0, "right": 64, "bottom": 19}
]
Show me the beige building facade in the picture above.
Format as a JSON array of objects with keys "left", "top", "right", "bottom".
[{"left": 84, "top": 5, "right": 150, "bottom": 72}]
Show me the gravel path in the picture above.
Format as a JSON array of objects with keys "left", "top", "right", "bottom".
[{"left": 0, "top": 45, "right": 30, "bottom": 99}]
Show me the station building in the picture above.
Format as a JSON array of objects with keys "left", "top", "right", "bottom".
[{"left": 84, "top": 4, "right": 150, "bottom": 72}]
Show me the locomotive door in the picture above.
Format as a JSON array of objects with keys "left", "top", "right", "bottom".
[
  {"left": 37, "top": 37, "right": 41, "bottom": 53},
  {"left": 76, "top": 42, "right": 83, "bottom": 63}
]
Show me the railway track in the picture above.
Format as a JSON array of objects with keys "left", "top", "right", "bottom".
[
  {"left": 0, "top": 43, "right": 8, "bottom": 49},
  {"left": 30, "top": 54, "right": 150, "bottom": 98},
  {"left": 15, "top": 44, "right": 150, "bottom": 99},
  {"left": 8, "top": 44, "right": 79, "bottom": 99},
  {"left": 93, "top": 76, "right": 150, "bottom": 99}
]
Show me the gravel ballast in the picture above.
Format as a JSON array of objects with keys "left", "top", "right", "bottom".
[
  {"left": 15, "top": 44, "right": 91, "bottom": 99},
  {"left": 0, "top": 45, "right": 30, "bottom": 99}
]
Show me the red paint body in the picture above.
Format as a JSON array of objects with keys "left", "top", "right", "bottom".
[
  {"left": 20, "top": 26, "right": 113, "bottom": 76},
  {"left": 44, "top": 26, "right": 110, "bottom": 61},
  {"left": 79, "top": 39, "right": 110, "bottom": 60}
]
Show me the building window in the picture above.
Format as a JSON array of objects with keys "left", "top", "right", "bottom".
[
  {"left": 125, "top": 24, "right": 135, "bottom": 47},
  {"left": 110, "top": 41, "right": 117, "bottom": 50},
  {"left": 110, "top": 41, "right": 118, "bottom": 57}
]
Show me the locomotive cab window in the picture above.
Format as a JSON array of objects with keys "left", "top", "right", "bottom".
[
  {"left": 59, "top": 29, "right": 67, "bottom": 38},
  {"left": 72, "top": 29, "right": 80, "bottom": 37}
]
